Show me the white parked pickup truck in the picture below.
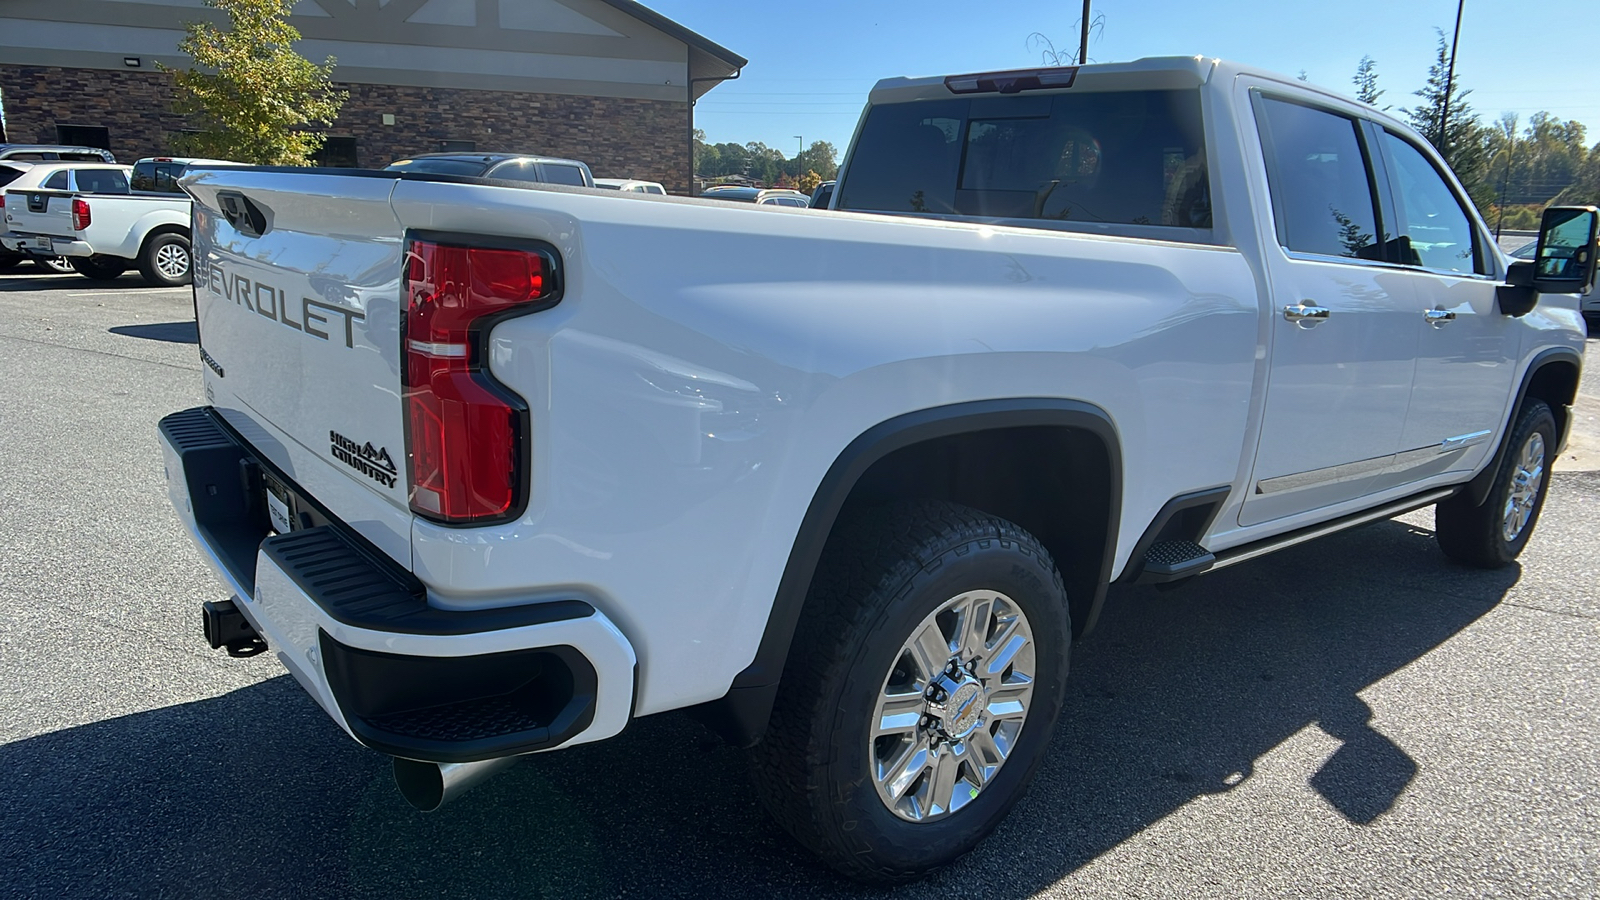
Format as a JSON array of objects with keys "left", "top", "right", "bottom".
[
  {"left": 2, "top": 161, "right": 198, "bottom": 285},
  {"left": 159, "top": 57, "right": 1593, "bottom": 882}
]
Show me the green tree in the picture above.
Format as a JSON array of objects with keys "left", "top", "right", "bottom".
[
  {"left": 1352, "top": 55, "right": 1383, "bottom": 107},
  {"left": 1552, "top": 139, "right": 1600, "bottom": 206},
  {"left": 1406, "top": 29, "right": 1492, "bottom": 209},
  {"left": 797, "top": 140, "right": 839, "bottom": 180},
  {"left": 165, "top": 0, "right": 346, "bottom": 165}
]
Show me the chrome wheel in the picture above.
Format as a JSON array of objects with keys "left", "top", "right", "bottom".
[
  {"left": 870, "top": 589, "right": 1035, "bottom": 823},
  {"left": 1501, "top": 431, "right": 1546, "bottom": 543},
  {"left": 156, "top": 242, "right": 189, "bottom": 280}
]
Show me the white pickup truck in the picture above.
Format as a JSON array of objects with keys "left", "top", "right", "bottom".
[
  {"left": 2, "top": 162, "right": 195, "bottom": 285},
  {"left": 159, "top": 57, "right": 1593, "bottom": 882}
]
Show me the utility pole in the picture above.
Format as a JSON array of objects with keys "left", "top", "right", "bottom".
[
  {"left": 794, "top": 135, "right": 803, "bottom": 184},
  {"left": 1078, "top": 0, "right": 1091, "bottom": 65},
  {"left": 1438, "top": 0, "right": 1465, "bottom": 156}
]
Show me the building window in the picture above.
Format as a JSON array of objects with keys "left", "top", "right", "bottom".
[
  {"left": 56, "top": 124, "right": 112, "bottom": 151},
  {"left": 438, "top": 140, "right": 476, "bottom": 152},
  {"left": 313, "top": 137, "right": 360, "bottom": 168}
]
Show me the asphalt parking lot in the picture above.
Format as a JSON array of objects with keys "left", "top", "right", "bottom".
[{"left": 0, "top": 270, "right": 1595, "bottom": 899}]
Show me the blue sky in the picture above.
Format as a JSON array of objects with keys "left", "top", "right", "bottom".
[{"left": 647, "top": 0, "right": 1600, "bottom": 160}]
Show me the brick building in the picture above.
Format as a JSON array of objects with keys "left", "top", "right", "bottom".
[{"left": 0, "top": 0, "right": 744, "bottom": 193}]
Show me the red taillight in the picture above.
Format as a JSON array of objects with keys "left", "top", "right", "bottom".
[
  {"left": 0, "top": 195, "right": 6, "bottom": 209},
  {"left": 403, "top": 238, "right": 556, "bottom": 523},
  {"left": 71, "top": 198, "right": 91, "bottom": 230}
]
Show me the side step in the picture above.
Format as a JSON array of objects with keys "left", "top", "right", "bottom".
[
  {"left": 1207, "top": 487, "right": 1456, "bottom": 573},
  {"left": 1139, "top": 540, "right": 1216, "bottom": 583}
]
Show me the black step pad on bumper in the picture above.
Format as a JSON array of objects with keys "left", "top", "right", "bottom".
[{"left": 263, "top": 527, "right": 592, "bottom": 634}]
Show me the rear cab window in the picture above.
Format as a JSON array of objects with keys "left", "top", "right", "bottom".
[
  {"left": 43, "top": 171, "right": 69, "bottom": 190},
  {"left": 838, "top": 86, "right": 1212, "bottom": 236},
  {"left": 74, "top": 169, "right": 130, "bottom": 194},
  {"left": 131, "top": 161, "right": 186, "bottom": 192}
]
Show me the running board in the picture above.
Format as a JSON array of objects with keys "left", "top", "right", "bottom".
[{"left": 1207, "top": 487, "right": 1457, "bottom": 574}]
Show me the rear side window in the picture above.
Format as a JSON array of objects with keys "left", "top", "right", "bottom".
[
  {"left": 643, "top": 185, "right": 665, "bottom": 195},
  {"left": 0, "top": 165, "right": 26, "bottom": 188},
  {"left": 75, "top": 169, "right": 130, "bottom": 194},
  {"left": 1380, "top": 132, "right": 1481, "bottom": 274},
  {"left": 43, "top": 171, "right": 69, "bottom": 190},
  {"left": 1256, "top": 97, "right": 1382, "bottom": 260},
  {"left": 839, "top": 89, "right": 1211, "bottom": 230},
  {"left": 541, "top": 164, "right": 588, "bottom": 186},
  {"left": 489, "top": 160, "right": 543, "bottom": 183}
]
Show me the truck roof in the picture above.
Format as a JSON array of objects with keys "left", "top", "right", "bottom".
[{"left": 868, "top": 55, "right": 1415, "bottom": 134}]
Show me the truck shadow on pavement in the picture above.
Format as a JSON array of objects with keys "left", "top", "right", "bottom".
[
  {"left": 0, "top": 517, "right": 1517, "bottom": 899},
  {"left": 108, "top": 321, "right": 199, "bottom": 344}
]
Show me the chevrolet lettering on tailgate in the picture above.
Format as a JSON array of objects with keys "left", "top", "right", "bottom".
[{"left": 198, "top": 263, "right": 365, "bottom": 349}]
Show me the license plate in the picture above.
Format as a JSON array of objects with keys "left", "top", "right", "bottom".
[
  {"left": 29, "top": 237, "right": 51, "bottom": 251},
  {"left": 263, "top": 473, "right": 295, "bottom": 534}
]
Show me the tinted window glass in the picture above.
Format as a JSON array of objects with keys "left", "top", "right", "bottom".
[
  {"left": 43, "top": 171, "right": 69, "bottom": 190},
  {"left": 386, "top": 158, "right": 489, "bottom": 177},
  {"left": 541, "top": 165, "right": 588, "bottom": 186},
  {"left": 490, "top": 160, "right": 544, "bottom": 182},
  {"left": 1382, "top": 132, "right": 1479, "bottom": 274},
  {"left": 644, "top": 185, "right": 665, "bottom": 195},
  {"left": 75, "top": 169, "right": 129, "bottom": 194},
  {"left": 130, "top": 161, "right": 157, "bottom": 191},
  {"left": 6, "top": 153, "right": 47, "bottom": 161},
  {"left": 0, "top": 165, "right": 26, "bottom": 188},
  {"left": 1257, "top": 97, "right": 1382, "bottom": 260},
  {"left": 840, "top": 89, "right": 1211, "bottom": 229}
]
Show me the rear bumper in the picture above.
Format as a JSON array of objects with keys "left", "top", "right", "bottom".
[
  {"left": 158, "top": 406, "right": 636, "bottom": 762},
  {"left": 0, "top": 233, "right": 92, "bottom": 256}
]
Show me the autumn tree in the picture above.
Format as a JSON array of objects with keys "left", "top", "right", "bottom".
[{"left": 166, "top": 0, "right": 346, "bottom": 165}]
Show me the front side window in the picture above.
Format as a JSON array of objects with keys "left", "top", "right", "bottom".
[
  {"left": 1381, "top": 132, "right": 1480, "bottom": 274},
  {"left": 1256, "top": 97, "right": 1383, "bottom": 261},
  {"left": 839, "top": 89, "right": 1211, "bottom": 230}
]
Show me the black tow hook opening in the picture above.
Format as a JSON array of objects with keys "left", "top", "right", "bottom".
[{"left": 202, "top": 599, "right": 267, "bottom": 657}]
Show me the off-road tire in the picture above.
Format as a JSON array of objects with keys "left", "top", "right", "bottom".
[
  {"left": 1435, "top": 399, "right": 1557, "bottom": 568},
  {"left": 138, "top": 232, "right": 191, "bottom": 287},
  {"left": 750, "top": 501, "right": 1071, "bottom": 883},
  {"left": 69, "top": 255, "right": 128, "bottom": 281}
]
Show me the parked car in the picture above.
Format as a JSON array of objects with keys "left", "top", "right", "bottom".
[
  {"left": 0, "top": 161, "right": 121, "bottom": 275},
  {"left": 809, "top": 180, "right": 836, "bottom": 208},
  {"left": 0, "top": 144, "right": 116, "bottom": 163},
  {"left": 1510, "top": 238, "right": 1599, "bottom": 318},
  {"left": 700, "top": 185, "right": 812, "bottom": 206},
  {"left": 130, "top": 156, "right": 245, "bottom": 193},
  {"left": 594, "top": 178, "right": 667, "bottom": 195},
  {"left": 385, "top": 153, "right": 594, "bottom": 187},
  {"left": 2, "top": 161, "right": 194, "bottom": 285},
  {"left": 162, "top": 56, "right": 1587, "bottom": 883}
]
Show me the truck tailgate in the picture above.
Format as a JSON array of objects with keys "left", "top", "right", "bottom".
[
  {"left": 3, "top": 188, "right": 74, "bottom": 240},
  {"left": 184, "top": 169, "right": 414, "bottom": 566}
]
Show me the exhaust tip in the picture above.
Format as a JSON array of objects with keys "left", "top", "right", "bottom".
[
  {"left": 393, "top": 756, "right": 522, "bottom": 812},
  {"left": 393, "top": 758, "right": 448, "bottom": 811}
]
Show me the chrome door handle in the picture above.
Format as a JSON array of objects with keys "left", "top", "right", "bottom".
[
  {"left": 1424, "top": 308, "right": 1456, "bottom": 326},
  {"left": 1282, "top": 302, "right": 1330, "bottom": 328}
]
